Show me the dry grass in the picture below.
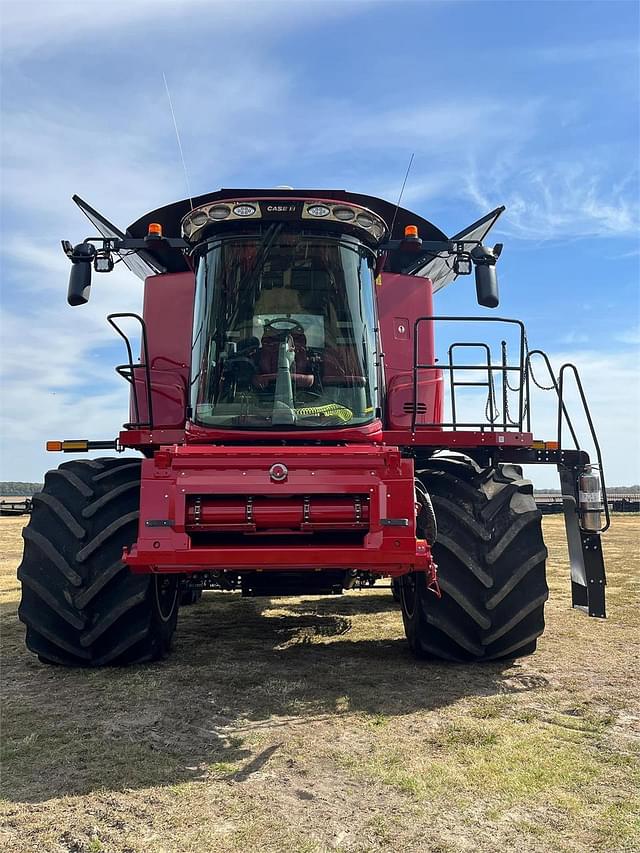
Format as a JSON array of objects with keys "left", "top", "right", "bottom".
[{"left": 1, "top": 516, "right": 638, "bottom": 853}]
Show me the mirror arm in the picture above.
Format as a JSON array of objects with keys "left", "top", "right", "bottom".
[{"left": 62, "top": 234, "right": 189, "bottom": 306}]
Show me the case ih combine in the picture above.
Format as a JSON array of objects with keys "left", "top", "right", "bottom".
[{"left": 17, "top": 188, "right": 608, "bottom": 666}]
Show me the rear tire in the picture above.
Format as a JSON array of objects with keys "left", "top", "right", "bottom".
[
  {"left": 401, "top": 455, "right": 548, "bottom": 661},
  {"left": 18, "top": 458, "right": 179, "bottom": 667}
]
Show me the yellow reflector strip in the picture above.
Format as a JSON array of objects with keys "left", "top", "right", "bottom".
[
  {"left": 46, "top": 441, "right": 63, "bottom": 451},
  {"left": 62, "top": 440, "right": 90, "bottom": 451},
  {"left": 531, "top": 440, "right": 545, "bottom": 449}
]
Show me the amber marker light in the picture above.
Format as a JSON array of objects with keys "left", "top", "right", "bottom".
[
  {"left": 46, "top": 441, "right": 63, "bottom": 451},
  {"left": 147, "top": 222, "right": 163, "bottom": 237},
  {"left": 404, "top": 224, "right": 419, "bottom": 238}
]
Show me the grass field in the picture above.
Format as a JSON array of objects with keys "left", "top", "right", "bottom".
[{"left": 1, "top": 515, "right": 638, "bottom": 853}]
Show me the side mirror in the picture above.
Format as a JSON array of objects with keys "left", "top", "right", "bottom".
[
  {"left": 475, "top": 263, "right": 499, "bottom": 308},
  {"left": 67, "top": 243, "right": 95, "bottom": 306},
  {"left": 471, "top": 244, "right": 501, "bottom": 308}
]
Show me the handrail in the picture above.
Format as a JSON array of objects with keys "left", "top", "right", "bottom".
[
  {"left": 412, "top": 316, "right": 526, "bottom": 432},
  {"left": 557, "top": 363, "right": 610, "bottom": 532},
  {"left": 525, "top": 350, "right": 580, "bottom": 449},
  {"left": 448, "top": 343, "right": 495, "bottom": 429},
  {"left": 107, "top": 313, "right": 154, "bottom": 429}
]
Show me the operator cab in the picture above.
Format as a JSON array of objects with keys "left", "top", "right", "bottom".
[{"left": 186, "top": 199, "right": 386, "bottom": 430}]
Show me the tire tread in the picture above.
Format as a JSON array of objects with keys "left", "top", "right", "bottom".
[
  {"left": 17, "top": 458, "right": 178, "bottom": 667},
  {"left": 400, "top": 453, "right": 548, "bottom": 662}
]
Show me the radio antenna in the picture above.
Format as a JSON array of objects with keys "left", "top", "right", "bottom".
[
  {"left": 388, "top": 152, "right": 415, "bottom": 237},
  {"left": 162, "top": 72, "right": 194, "bottom": 211}
]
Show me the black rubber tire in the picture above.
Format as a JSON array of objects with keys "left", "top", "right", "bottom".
[
  {"left": 401, "top": 454, "right": 548, "bottom": 662},
  {"left": 17, "top": 458, "right": 179, "bottom": 667}
]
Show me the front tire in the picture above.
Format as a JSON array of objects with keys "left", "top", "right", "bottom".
[
  {"left": 18, "top": 458, "right": 179, "bottom": 666},
  {"left": 401, "top": 455, "right": 548, "bottom": 662}
]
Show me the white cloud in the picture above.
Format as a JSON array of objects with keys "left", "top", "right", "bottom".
[
  {"left": 560, "top": 331, "right": 590, "bottom": 345},
  {"left": 0, "top": 0, "right": 364, "bottom": 59},
  {"left": 616, "top": 326, "right": 640, "bottom": 345},
  {"left": 465, "top": 158, "right": 639, "bottom": 240},
  {"left": 524, "top": 349, "right": 640, "bottom": 488},
  {"left": 0, "top": 258, "right": 146, "bottom": 481}
]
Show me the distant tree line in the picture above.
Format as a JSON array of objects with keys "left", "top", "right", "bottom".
[
  {"left": 0, "top": 482, "right": 43, "bottom": 496},
  {"left": 534, "top": 485, "right": 639, "bottom": 494}
]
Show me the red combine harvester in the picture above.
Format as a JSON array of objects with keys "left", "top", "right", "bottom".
[{"left": 18, "top": 189, "right": 608, "bottom": 666}]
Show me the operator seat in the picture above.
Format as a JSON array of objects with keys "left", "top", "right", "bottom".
[
  {"left": 253, "top": 326, "right": 314, "bottom": 390},
  {"left": 322, "top": 345, "right": 367, "bottom": 387}
]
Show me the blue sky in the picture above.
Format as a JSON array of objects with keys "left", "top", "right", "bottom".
[{"left": 1, "top": 0, "right": 638, "bottom": 486}]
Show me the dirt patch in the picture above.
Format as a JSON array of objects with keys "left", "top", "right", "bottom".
[{"left": 1, "top": 516, "right": 638, "bottom": 852}]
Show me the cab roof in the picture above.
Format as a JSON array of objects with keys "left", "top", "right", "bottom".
[{"left": 126, "top": 188, "right": 449, "bottom": 247}]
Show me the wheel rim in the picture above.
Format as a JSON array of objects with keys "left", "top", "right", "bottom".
[
  {"left": 401, "top": 573, "right": 417, "bottom": 618},
  {"left": 154, "top": 576, "right": 178, "bottom": 622}
]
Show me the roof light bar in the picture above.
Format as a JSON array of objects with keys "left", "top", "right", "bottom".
[
  {"left": 181, "top": 198, "right": 387, "bottom": 244},
  {"left": 307, "top": 204, "right": 331, "bottom": 217},
  {"left": 182, "top": 200, "right": 262, "bottom": 241},
  {"left": 333, "top": 207, "right": 355, "bottom": 221},
  {"left": 302, "top": 201, "right": 386, "bottom": 243}
]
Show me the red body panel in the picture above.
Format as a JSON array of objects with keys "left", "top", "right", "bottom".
[
  {"left": 185, "top": 495, "right": 370, "bottom": 531},
  {"left": 130, "top": 272, "right": 194, "bottom": 430},
  {"left": 376, "top": 272, "right": 443, "bottom": 436},
  {"left": 123, "top": 445, "right": 431, "bottom": 577},
  {"left": 112, "top": 234, "right": 530, "bottom": 580},
  {"left": 383, "top": 430, "right": 534, "bottom": 447}
]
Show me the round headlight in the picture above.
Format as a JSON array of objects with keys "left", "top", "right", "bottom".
[
  {"left": 356, "top": 213, "right": 374, "bottom": 228},
  {"left": 233, "top": 204, "right": 257, "bottom": 217},
  {"left": 191, "top": 211, "right": 209, "bottom": 227},
  {"left": 209, "top": 205, "right": 231, "bottom": 220},
  {"left": 307, "top": 204, "right": 331, "bottom": 217},
  {"left": 333, "top": 206, "right": 355, "bottom": 221},
  {"left": 370, "top": 222, "right": 385, "bottom": 240}
]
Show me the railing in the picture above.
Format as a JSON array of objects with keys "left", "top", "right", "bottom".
[
  {"left": 107, "top": 313, "right": 154, "bottom": 429},
  {"left": 412, "top": 316, "right": 527, "bottom": 432},
  {"left": 411, "top": 316, "right": 609, "bottom": 531},
  {"left": 557, "top": 363, "right": 610, "bottom": 532}
]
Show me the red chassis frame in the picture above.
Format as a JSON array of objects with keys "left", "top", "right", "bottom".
[{"left": 124, "top": 444, "right": 433, "bottom": 580}]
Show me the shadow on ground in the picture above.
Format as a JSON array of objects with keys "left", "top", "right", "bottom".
[{"left": 1, "top": 590, "right": 547, "bottom": 803}]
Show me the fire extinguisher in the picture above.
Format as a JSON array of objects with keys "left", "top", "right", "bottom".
[{"left": 578, "top": 465, "right": 603, "bottom": 532}]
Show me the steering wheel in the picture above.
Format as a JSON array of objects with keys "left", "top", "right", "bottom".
[{"left": 262, "top": 317, "right": 305, "bottom": 338}]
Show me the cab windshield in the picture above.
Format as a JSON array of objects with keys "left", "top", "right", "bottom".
[{"left": 191, "top": 228, "right": 379, "bottom": 429}]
